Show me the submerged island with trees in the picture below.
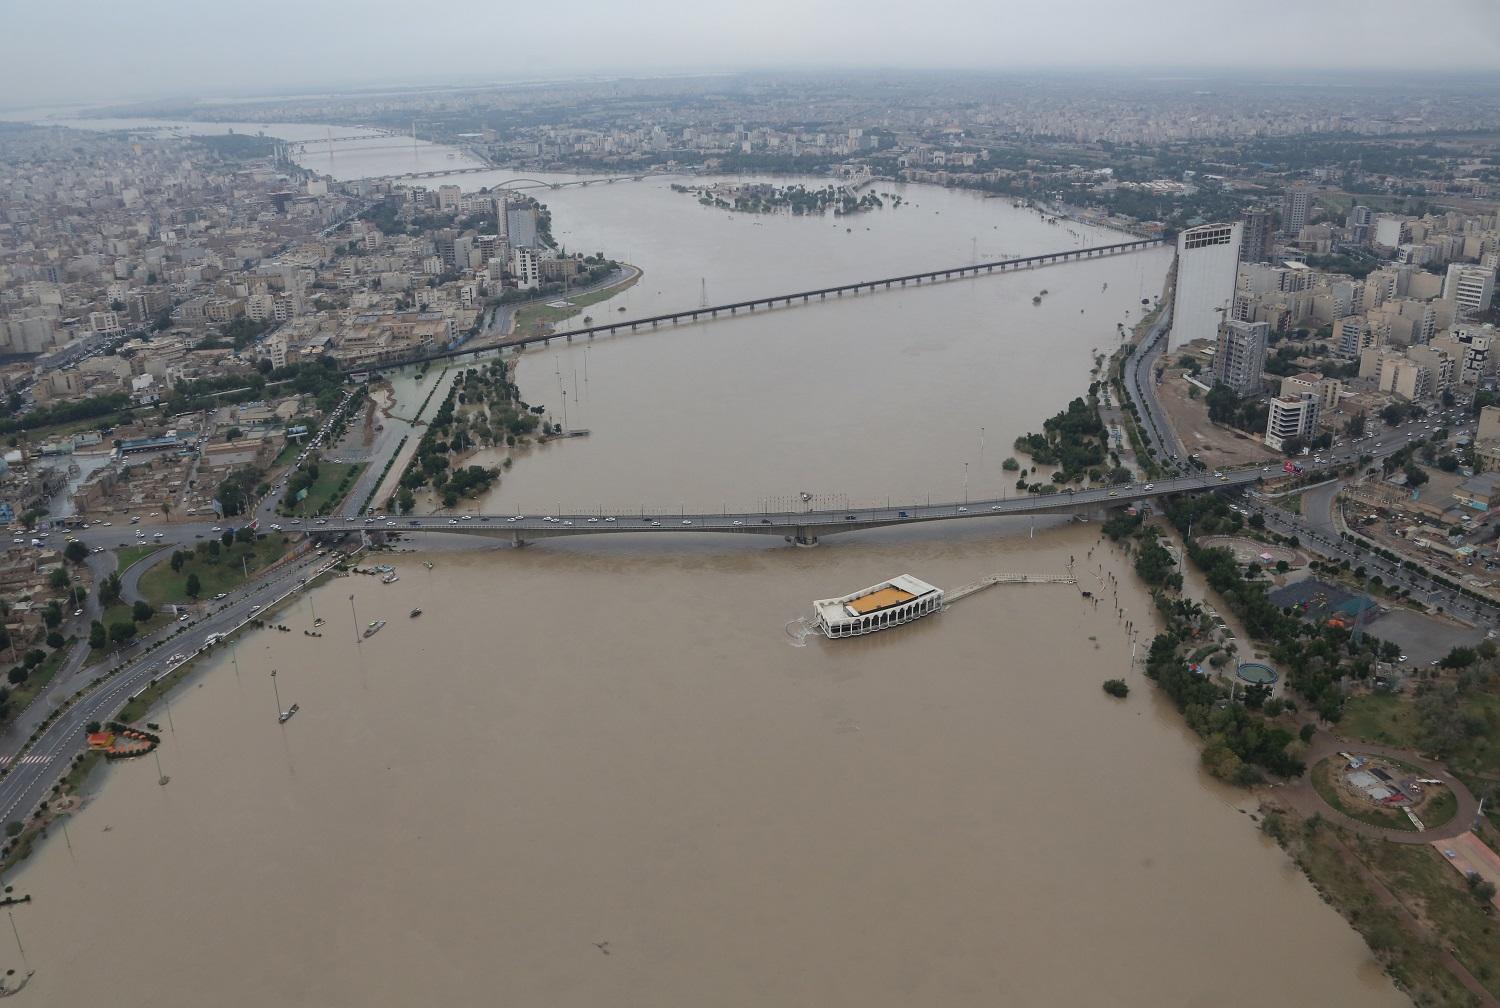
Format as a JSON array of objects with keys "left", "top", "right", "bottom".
[{"left": 672, "top": 181, "right": 899, "bottom": 216}]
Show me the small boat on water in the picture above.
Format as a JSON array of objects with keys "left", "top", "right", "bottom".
[
  {"left": 409, "top": 608, "right": 422, "bottom": 618},
  {"left": 278, "top": 703, "right": 300, "bottom": 724},
  {"left": 382, "top": 573, "right": 399, "bottom": 584},
  {"left": 363, "top": 619, "right": 386, "bottom": 639}
]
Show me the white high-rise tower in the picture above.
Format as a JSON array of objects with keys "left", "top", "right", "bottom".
[{"left": 1170, "top": 222, "right": 1242, "bottom": 351}]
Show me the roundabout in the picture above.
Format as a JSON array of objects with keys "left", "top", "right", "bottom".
[{"left": 1310, "top": 751, "right": 1459, "bottom": 834}]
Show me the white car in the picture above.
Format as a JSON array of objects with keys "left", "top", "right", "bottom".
[
  {"left": 604, "top": 517, "right": 615, "bottom": 522},
  {"left": 991, "top": 505, "right": 1003, "bottom": 511},
  {"left": 682, "top": 520, "right": 692, "bottom": 525},
  {"left": 650, "top": 521, "right": 661, "bottom": 527},
  {"left": 587, "top": 517, "right": 599, "bottom": 523},
  {"left": 462, "top": 515, "right": 473, "bottom": 521},
  {"left": 211, "top": 526, "right": 222, "bottom": 532},
  {"left": 957, "top": 506, "right": 968, "bottom": 513},
  {"left": 732, "top": 520, "right": 743, "bottom": 526},
  {"left": 506, "top": 517, "right": 519, "bottom": 522},
  {"left": 448, "top": 519, "right": 459, "bottom": 525}
]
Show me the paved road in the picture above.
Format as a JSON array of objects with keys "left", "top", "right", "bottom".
[
  {"left": 308, "top": 465, "right": 1277, "bottom": 540},
  {"left": 0, "top": 389, "right": 362, "bottom": 769},
  {"left": 1297, "top": 478, "right": 1344, "bottom": 535},
  {"left": 1114, "top": 308, "right": 1490, "bottom": 629},
  {"left": 1122, "top": 305, "right": 1182, "bottom": 461},
  {"left": 0, "top": 547, "right": 343, "bottom": 830},
  {"left": 1255, "top": 503, "right": 1499, "bottom": 630},
  {"left": 1278, "top": 735, "right": 1481, "bottom": 844}
]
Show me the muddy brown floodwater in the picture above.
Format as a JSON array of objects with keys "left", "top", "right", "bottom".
[
  {"left": 12, "top": 526, "right": 1403, "bottom": 1006},
  {"left": 8, "top": 135, "right": 1406, "bottom": 1005}
]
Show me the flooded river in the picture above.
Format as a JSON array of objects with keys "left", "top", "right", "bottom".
[
  {"left": 10, "top": 529, "right": 1404, "bottom": 1007},
  {"left": 8, "top": 123, "right": 1408, "bottom": 1006}
]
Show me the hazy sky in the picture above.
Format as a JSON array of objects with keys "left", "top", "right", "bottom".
[{"left": 4, "top": 0, "right": 1499, "bottom": 108}]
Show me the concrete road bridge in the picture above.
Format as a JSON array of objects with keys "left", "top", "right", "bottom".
[{"left": 315, "top": 467, "right": 1267, "bottom": 546}]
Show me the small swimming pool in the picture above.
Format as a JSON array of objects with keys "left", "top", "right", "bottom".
[{"left": 1236, "top": 661, "right": 1279, "bottom": 685}]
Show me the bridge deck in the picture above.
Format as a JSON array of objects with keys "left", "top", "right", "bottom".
[{"left": 306, "top": 469, "right": 1265, "bottom": 542}]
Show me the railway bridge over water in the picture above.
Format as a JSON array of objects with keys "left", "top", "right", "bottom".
[{"left": 354, "top": 236, "right": 1167, "bottom": 374}]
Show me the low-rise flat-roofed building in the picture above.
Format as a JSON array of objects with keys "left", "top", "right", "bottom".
[
  {"left": 1478, "top": 405, "right": 1500, "bottom": 443},
  {"left": 1280, "top": 372, "right": 1341, "bottom": 412},
  {"left": 1454, "top": 472, "right": 1500, "bottom": 513},
  {"left": 1264, "top": 391, "right": 1321, "bottom": 452}
]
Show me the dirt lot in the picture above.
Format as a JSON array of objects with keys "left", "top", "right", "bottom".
[{"left": 1155, "top": 365, "right": 1279, "bottom": 468}]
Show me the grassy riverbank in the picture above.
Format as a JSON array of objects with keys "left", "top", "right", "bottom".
[
  {"left": 137, "top": 535, "right": 293, "bottom": 607},
  {"left": 1263, "top": 812, "right": 1492, "bottom": 1004},
  {"left": 510, "top": 267, "right": 641, "bottom": 338}
]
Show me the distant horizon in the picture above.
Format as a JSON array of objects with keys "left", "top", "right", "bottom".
[
  {"left": 3, "top": 0, "right": 1498, "bottom": 107},
  {"left": 9, "top": 65, "right": 1500, "bottom": 119}
]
